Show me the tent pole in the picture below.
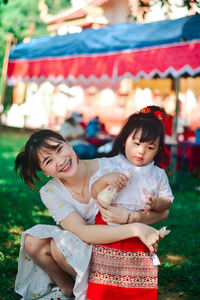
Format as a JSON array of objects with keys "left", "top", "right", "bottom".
[
  {"left": 173, "top": 77, "right": 179, "bottom": 140},
  {"left": 0, "top": 33, "right": 13, "bottom": 132},
  {"left": 170, "top": 77, "right": 179, "bottom": 184},
  {"left": 0, "top": 32, "right": 13, "bottom": 106}
]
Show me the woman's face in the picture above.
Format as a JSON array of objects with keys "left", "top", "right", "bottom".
[
  {"left": 37, "top": 140, "right": 78, "bottom": 179},
  {"left": 125, "top": 129, "right": 160, "bottom": 167}
]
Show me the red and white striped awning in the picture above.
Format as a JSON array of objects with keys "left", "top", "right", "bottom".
[{"left": 7, "top": 15, "right": 200, "bottom": 88}]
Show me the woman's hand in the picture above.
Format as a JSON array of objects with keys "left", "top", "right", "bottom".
[
  {"left": 97, "top": 201, "right": 129, "bottom": 224},
  {"left": 132, "top": 223, "right": 163, "bottom": 255}
]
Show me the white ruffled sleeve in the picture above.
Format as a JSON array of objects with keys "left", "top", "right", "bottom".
[
  {"left": 89, "top": 165, "right": 120, "bottom": 194},
  {"left": 89, "top": 168, "right": 111, "bottom": 193},
  {"left": 40, "top": 182, "right": 75, "bottom": 225},
  {"left": 157, "top": 169, "right": 174, "bottom": 202}
]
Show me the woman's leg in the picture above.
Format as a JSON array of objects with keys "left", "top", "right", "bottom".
[
  {"left": 50, "top": 238, "right": 77, "bottom": 296},
  {"left": 25, "top": 234, "right": 76, "bottom": 297}
]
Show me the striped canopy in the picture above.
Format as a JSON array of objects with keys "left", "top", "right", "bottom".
[{"left": 7, "top": 15, "right": 200, "bottom": 88}]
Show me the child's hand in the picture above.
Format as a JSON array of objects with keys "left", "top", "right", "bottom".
[
  {"left": 103, "top": 172, "right": 129, "bottom": 191},
  {"left": 142, "top": 188, "right": 157, "bottom": 212}
]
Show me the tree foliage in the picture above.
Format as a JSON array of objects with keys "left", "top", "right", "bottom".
[
  {"left": 0, "top": 0, "right": 45, "bottom": 56},
  {"left": 46, "top": 0, "right": 71, "bottom": 15},
  {"left": 0, "top": 0, "right": 71, "bottom": 96},
  {"left": 139, "top": 0, "right": 200, "bottom": 10},
  {"left": 138, "top": 0, "right": 200, "bottom": 19}
]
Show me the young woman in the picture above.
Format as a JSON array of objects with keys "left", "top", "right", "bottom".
[
  {"left": 87, "top": 106, "right": 173, "bottom": 300},
  {"left": 14, "top": 129, "right": 166, "bottom": 300}
]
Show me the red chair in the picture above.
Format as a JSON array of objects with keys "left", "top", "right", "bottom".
[{"left": 177, "top": 129, "right": 196, "bottom": 171}]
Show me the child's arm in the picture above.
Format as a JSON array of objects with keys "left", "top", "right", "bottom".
[
  {"left": 143, "top": 188, "right": 172, "bottom": 212},
  {"left": 91, "top": 172, "right": 129, "bottom": 200},
  {"left": 130, "top": 209, "right": 169, "bottom": 224}
]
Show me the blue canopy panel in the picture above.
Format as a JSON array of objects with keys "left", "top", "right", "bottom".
[{"left": 7, "top": 15, "right": 200, "bottom": 88}]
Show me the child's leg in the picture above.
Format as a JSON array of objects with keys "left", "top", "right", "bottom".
[{"left": 25, "top": 234, "right": 75, "bottom": 297}]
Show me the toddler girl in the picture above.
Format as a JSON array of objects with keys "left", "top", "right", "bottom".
[{"left": 87, "top": 106, "right": 173, "bottom": 300}]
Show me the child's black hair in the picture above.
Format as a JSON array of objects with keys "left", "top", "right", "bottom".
[{"left": 112, "top": 106, "right": 167, "bottom": 165}]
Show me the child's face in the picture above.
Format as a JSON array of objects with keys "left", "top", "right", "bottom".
[{"left": 125, "top": 129, "right": 160, "bottom": 167}]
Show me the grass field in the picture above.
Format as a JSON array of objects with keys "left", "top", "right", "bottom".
[{"left": 0, "top": 128, "right": 200, "bottom": 300}]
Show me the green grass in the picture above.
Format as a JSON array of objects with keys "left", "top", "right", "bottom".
[
  {"left": 0, "top": 128, "right": 54, "bottom": 300},
  {"left": 0, "top": 128, "right": 200, "bottom": 299},
  {"left": 156, "top": 185, "right": 200, "bottom": 299}
]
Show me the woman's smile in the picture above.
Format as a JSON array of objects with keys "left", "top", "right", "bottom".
[{"left": 60, "top": 159, "right": 72, "bottom": 173}]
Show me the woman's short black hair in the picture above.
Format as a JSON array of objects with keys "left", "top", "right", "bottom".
[
  {"left": 112, "top": 106, "right": 167, "bottom": 165},
  {"left": 14, "top": 129, "right": 66, "bottom": 190}
]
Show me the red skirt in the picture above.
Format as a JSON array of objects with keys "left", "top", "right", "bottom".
[{"left": 87, "top": 212, "right": 158, "bottom": 300}]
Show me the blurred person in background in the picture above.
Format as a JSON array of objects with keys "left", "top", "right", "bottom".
[
  {"left": 86, "top": 116, "right": 102, "bottom": 138},
  {"left": 86, "top": 116, "right": 112, "bottom": 149},
  {"left": 60, "top": 112, "right": 98, "bottom": 159}
]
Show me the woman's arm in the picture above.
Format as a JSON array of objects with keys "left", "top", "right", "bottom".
[
  {"left": 60, "top": 211, "right": 163, "bottom": 255},
  {"left": 97, "top": 202, "right": 169, "bottom": 225},
  {"left": 129, "top": 209, "right": 169, "bottom": 225}
]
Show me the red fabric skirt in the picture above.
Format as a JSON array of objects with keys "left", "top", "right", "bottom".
[{"left": 87, "top": 212, "right": 158, "bottom": 300}]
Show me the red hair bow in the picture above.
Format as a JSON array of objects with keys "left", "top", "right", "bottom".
[
  {"left": 153, "top": 110, "right": 163, "bottom": 121},
  {"left": 139, "top": 107, "right": 163, "bottom": 121},
  {"left": 140, "top": 107, "right": 151, "bottom": 113}
]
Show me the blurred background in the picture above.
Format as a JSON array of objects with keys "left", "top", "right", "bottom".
[{"left": 1, "top": 0, "right": 200, "bottom": 138}]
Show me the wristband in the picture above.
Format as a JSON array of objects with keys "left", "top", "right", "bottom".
[{"left": 126, "top": 211, "right": 131, "bottom": 224}]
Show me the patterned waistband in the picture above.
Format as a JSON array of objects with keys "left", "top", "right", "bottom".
[{"left": 89, "top": 245, "right": 158, "bottom": 289}]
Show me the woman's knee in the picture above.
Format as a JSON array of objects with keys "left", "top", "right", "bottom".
[
  {"left": 50, "top": 239, "right": 65, "bottom": 264},
  {"left": 25, "top": 235, "right": 50, "bottom": 257},
  {"left": 50, "top": 239, "right": 77, "bottom": 278}
]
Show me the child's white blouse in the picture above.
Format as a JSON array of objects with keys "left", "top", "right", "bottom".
[{"left": 90, "top": 154, "right": 174, "bottom": 211}]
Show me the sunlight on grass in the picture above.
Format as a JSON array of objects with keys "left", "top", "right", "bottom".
[
  {"left": 6, "top": 239, "right": 20, "bottom": 250},
  {"left": 166, "top": 254, "right": 186, "bottom": 263},
  {"left": 1, "top": 152, "right": 16, "bottom": 159},
  {"left": 32, "top": 210, "right": 51, "bottom": 217},
  {"left": 0, "top": 251, "right": 5, "bottom": 262},
  {"left": 8, "top": 226, "right": 24, "bottom": 235},
  {"left": 160, "top": 254, "right": 187, "bottom": 265},
  {"left": 0, "top": 179, "right": 8, "bottom": 184},
  {"left": 33, "top": 206, "right": 52, "bottom": 216}
]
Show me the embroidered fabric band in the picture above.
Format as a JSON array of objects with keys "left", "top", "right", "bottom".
[{"left": 89, "top": 245, "right": 158, "bottom": 289}]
